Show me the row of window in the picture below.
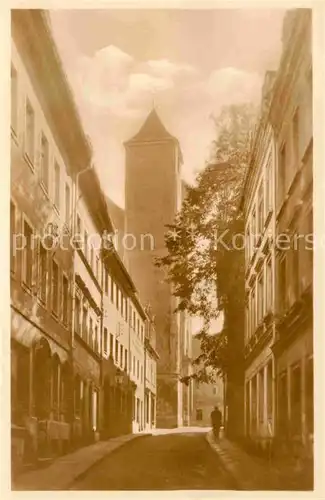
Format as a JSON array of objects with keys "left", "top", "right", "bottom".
[
  {"left": 246, "top": 209, "right": 313, "bottom": 339},
  {"left": 246, "top": 361, "right": 273, "bottom": 434},
  {"left": 11, "top": 202, "right": 70, "bottom": 326},
  {"left": 103, "top": 265, "right": 145, "bottom": 342},
  {"left": 246, "top": 157, "right": 273, "bottom": 264},
  {"left": 74, "top": 295, "right": 101, "bottom": 354},
  {"left": 278, "top": 69, "right": 312, "bottom": 210},
  {"left": 102, "top": 328, "right": 144, "bottom": 382},
  {"left": 11, "top": 63, "right": 72, "bottom": 229},
  {"left": 246, "top": 258, "right": 273, "bottom": 340},
  {"left": 277, "top": 356, "right": 313, "bottom": 436}
]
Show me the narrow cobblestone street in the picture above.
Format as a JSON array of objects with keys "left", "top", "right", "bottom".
[{"left": 70, "top": 430, "right": 236, "bottom": 490}]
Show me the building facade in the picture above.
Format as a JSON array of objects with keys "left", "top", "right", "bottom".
[
  {"left": 242, "top": 9, "right": 313, "bottom": 457},
  {"left": 270, "top": 9, "right": 313, "bottom": 455},
  {"left": 10, "top": 9, "right": 93, "bottom": 466},
  {"left": 124, "top": 109, "right": 191, "bottom": 428},
  {"left": 10, "top": 10, "right": 157, "bottom": 472},
  {"left": 243, "top": 72, "right": 277, "bottom": 449}
]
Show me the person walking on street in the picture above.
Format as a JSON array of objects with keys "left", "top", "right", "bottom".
[{"left": 211, "top": 406, "right": 222, "bottom": 440}]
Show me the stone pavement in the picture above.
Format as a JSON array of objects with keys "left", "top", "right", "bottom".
[
  {"left": 12, "top": 433, "right": 150, "bottom": 491},
  {"left": 206, "top": 430, "right": 313, "bottom": 491}
]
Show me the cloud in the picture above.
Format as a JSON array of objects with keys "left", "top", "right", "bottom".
[
  {"left": 205, "top": 67, "right": 262, "bottom": 106},
  {"left": 146, "top": 59, "right": 198, "bottom": 79}
]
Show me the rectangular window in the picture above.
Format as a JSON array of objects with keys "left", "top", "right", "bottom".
[
  {"left": 84, "top": 230, "right": 88, "bottom": 260},
  {"left": 76, "top": 215, "right": 81, "bottom": 236},
  {"left": 133, "top": 311, "right": 136, "bottom": 329},
  {"left": 22, "top": 220, "right": 33, "bottom": 288},
  {"left": 83, "top": 306, "right": 88, "bottom": 341},
  {"left": 89, "top": 317, "right": 93, "bottom": 347},
  {"left": 51, "top": 260, "right": 59, "bottom": 315},
  {"left": 137, "top": 360, "right": 139, "bottom": 379},
  {"left": 121, "top": 295, "right": 124, "bottom": 317},
  {"left": 251, "top": 289, "right": 256, "bottom": 333},
  {"left": 120, "top": 345, "right": 123, "bottom": 368},
  {"left": 103, "top": 328, "right": 108, "bottom": 355},
  {"left": 11, "top": 65, "right": 18, "bottom": 134},
  {"left": 246, "top": 226, "right": 250, "bottom": 262},
  {"left": 116, "top": 286, "right": 119, "bottom": 309},
  {"left": 293, "top": 107, "right": 300, "bottom": 170},
  {"left": 40, "top": 132, "right": 49, "bottom": 191},
  {"left": 95, "top": 324, "right": 99, "bottom": 353},
  {"left": 115, "top": 339, "right": 119, "bottom": 364},
  {"left": 109, "top": 333, "right": 114, "bottom": 358},
  {"left": 38, "top": 243, "right": 47, "bottom": 303},
  {"left": 266, "top": 259, "right": 272, "bottom": 312},
  {"left": 258, "top": 183, "right": 264, "bottom": 236},
  {"left": 10, "top": 202, "right": 16, "bottom": 273},
  {"left": 133, "top": 356, "right": 136, "bottom": 375},
  {"left": 258, "top": 369, "right": 264, "bottom": 423},
  {"left": 62, "top": 275, "right": 69, "bottom": 325},
  {"left": 137, "top": 319, "right": 140, "bottom": 336},
  {"left": 124, "top": 349, "right": 128, "bottom": 371},
  {"left": 25, "top": 99, "right": 35, "bottom": 163},
  {"left": 65, "top": 183, "right": 71, "bottom": 228},
  {"left": 111, "top": 278, "right": 115, "bottom": 303},
  {"left": 279, "top": 144, "right": 286, "bottom": 203},
  {"left": 251, "top": 209, "right": 256, "bottom": 252},
  {"left": 141, "top": 325, "right": 144, "bottom": 342},
  {"left": 258, "top": 273, "right": 264, "bottom": 323},
  {"left": 141, "top": 365, "right": 143, "bottom": 382},
  {"left": 75, "top": 296, "right": 81, "bottom": 334},
  {"left": 125, "top": 300, "right": 128, "bottom": 321},
  {"left": 54, "top": 161, "right": 60, "bottom": 210}
]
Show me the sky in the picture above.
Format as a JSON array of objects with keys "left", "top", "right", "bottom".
[{"left": 49, "top": 8, "right": 285, "bottom": 208}]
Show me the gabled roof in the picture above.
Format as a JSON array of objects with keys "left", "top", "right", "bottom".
[{"left": 125, "top": 109, "right": 178, "bottom": 144}]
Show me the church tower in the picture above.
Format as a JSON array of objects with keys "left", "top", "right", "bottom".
[{"left": 124, "top": 109, "right": 184, "bottom": 428}]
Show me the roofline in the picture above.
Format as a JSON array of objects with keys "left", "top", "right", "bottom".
[{"left": 11, "top": 10, "right": 92, "bottom": 174}]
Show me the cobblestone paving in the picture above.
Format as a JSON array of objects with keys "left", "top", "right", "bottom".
[{"left": 71, "top": 431, "right": 237, "bottom": 490}]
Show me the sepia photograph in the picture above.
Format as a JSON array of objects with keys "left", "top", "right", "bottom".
[{"left": 8, "top": 3, "right": 317, "bottom": 493}]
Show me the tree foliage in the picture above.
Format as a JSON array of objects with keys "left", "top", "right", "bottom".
[{"left": 156, "top": 103, "right": 257, "bottom": 382}]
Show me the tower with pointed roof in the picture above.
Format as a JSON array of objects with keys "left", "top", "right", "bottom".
[{"left": 124, "top": 108, "right": 188, "bottom": 428}]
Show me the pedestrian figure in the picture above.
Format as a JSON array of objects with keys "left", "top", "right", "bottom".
[{"left": 211, "top": 406, "right": 222, "bottom": 440}]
